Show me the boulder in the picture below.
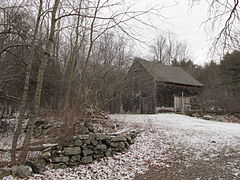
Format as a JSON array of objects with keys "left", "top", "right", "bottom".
[
  {"left": 81, "top": 156, "right": 93, "bottom": 164},
  {"left": 119, "top": 142, "right": 126, "bottom": 150},
  {"left": 203, "top": 115, "right": 213, "bottom": 120},
  {"left": 124, "top": 141, "right": 130, "bottom": 148},
  {"left": 111, "top": 135, "right": 126, "bottom": 142},
  {"left": 64, "top": 147, "right": 81, "bottom": 155},
  {"left": 93, "top": 154, "right": 104, "bottom": 159},
  {"left": 77, "top": 134, "right": 89, "bottom": 140},
  {"left": 52, "top": 156, "right": 69, "bottom": 163},
  {"left": 67, "top": 162, "right": 79, "bottom": 166},
  {"left": 109, "top": 142, "right": 118, "bottom": 148},
  {"left": 90, "top": 139, "right": 98, "bottom": 146},
  {"left": 70, "top": 155, "right": 81, "bottom": 162},
  {"left": 74, "top": 139, "right": 83, "bottom": 146},
  {"left": 82, "top": 149, "right": 93, "bottom": 156},
  {"left": 96, "top": 144, "right": 107, "bottom": 151},
  {"left": 83, "top": 139, "right": 91, "bottom": 145},
  {"left": 94, "top": 133, "right": 107, "bottom": 140},
  {"left": 11, "top": 165, "right": 33, "bottom": 178},
  {"left": 127, "top": 136, "right": 134, "bottom": 144},
  {"left": 42, "top": 150, "right": 51, "bottom": 161},
  {"left": 25, "top": 161, "right": 46, "bottom": 174},
  {"left": 105, "top": 148, "right": 112, "bottom": 156}
]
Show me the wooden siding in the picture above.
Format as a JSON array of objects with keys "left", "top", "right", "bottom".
[
  {"left": 121, "top": 61, "right": 156, "bottom": 113},
  {"left": 121, "top": 60, "right": 202, "bottom": 114}
]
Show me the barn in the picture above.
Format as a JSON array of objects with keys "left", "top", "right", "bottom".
[{"left": 121, "top": 58, "right": 203, "bottom": 114}]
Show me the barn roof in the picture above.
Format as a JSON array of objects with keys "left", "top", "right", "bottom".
[{"left": 136, "top": 59, "right": 204, "bottom": 87}]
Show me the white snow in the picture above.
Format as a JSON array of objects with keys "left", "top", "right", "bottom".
[
  {"left": 111, "top": 113, "right": 240, "bottom": 152},
  {"left": 2, "top": 113, "right": 240, "bottom": 179}
]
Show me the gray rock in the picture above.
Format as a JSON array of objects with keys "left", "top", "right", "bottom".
[
  {"left": 96, "top": 144, "right": 107, "bottom": 151},
  {"left": 127, "top": 136, "right": 134, "bottom": 144},
  {"left": 90, "top": 139, "right": 98, "bottom": 146},
  {"left": 83, "top": 139, "right": 91, "bottom": 145},
  {"left": 93, "top": 154, "right": 104, "bottom": 159},
  {"left": 0, "top": 168, "right": 10, "bottom": 179},
  {"left": 52, "top": 156, "right": 69, "bottom": 163},
  {"left": 105, "top": 139, "right": 112, "bottom": 146},
  {"left": 203, "top": 115, "right": 212, "bottom": 120},
  {"left": 109, "top": 142, "right": 118, "bottom": 148},
  {"left": 67, "top": 162, "right": 79, "bottom": 166},
  {"left": 25, "top": 161, "right": 46, "bottom": 174},
  {"left": 94, "top": 133, "right": 107, "bottom": 140},
  {"left": 42, "top": 151, "right": 51, "bottom": 161},
  {"left": 124, "top": 141, "right": 130, "bottom": 148},
  {"left": 112, "top": 147, "right": 122, "bottom": 153},
  {"left": 64, "top": 147, "right": 81, "bottom": 155},
  {"left": 74, "top": 139, "right": 83, "bottom": 146},
  {"left": 70, "top": 155, "right": 81, "bottom": 162},
  {"left": 82, "top": 149, "right": 93, "bottom": 156},
  {"left": 111, "top": 150, "right": 118, "bottom": 155},
  {"left": 81, "top": 156, "right": 93, "bottom": 164},
  {"left": 77, "top": 134, "right": 89, "bottom": 140},
  {"left": 11, "top": 165, "right": 33, "bottom": 178},
  {"left": 82, "top": 145, "right": 94, "bottom": 150},
  {"left": 126, "top": 136, "right": 132, "bottom": 141},
  {"left": 78, "top": 126, "right": 90, "bottom": 134},
  {"left": 111, "top": 136, "right": 126, "bottom": 142},
  {"left": 105, "top": 148, "right": 112, "bottom": 156},
  {"left": 119, "top": 142, "right": 126, "bottom": 150},
  {"left": 94, "top": 149, "right": 104, "bottom": 155}
]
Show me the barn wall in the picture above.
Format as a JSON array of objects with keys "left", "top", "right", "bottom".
[
  {"left": 156, "top": 82, "right": 202, "bottom": 111},
  {"left": 121, "top": 60, "right": 156, "bottom": 114}
]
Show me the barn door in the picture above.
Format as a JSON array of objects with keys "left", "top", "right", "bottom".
[
  {"left": 141, "top": 97, "right": 148, "bottom": 114},
  {"left": 174, "top": 96, "right": 190, "bottom": 112},
  {"left": 174, "top": 96, "right": 180, "bottom": 112}
]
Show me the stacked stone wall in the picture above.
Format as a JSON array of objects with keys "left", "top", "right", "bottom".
[{"left": 41, "top": 131, "right": 139, "bottom": 167}]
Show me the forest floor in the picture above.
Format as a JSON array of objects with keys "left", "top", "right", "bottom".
[{"left": 2, "top": 113, "right": 240, "bottom": 179}]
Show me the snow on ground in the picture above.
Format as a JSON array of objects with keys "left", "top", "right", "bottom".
[
  {"left": 111, "top": 114, "right": 240, "bottom": 155},
  {"left": 2, "top": 113, "right": 240, "bottom": 179}
]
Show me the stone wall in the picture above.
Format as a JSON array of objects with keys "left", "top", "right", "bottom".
[{"left": 41, "top": 131, "right": 139, "bottom": 168}]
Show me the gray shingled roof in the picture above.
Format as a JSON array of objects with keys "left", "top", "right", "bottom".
[{"left": 136, "top": 59, "right": 203, "bottom": 87}]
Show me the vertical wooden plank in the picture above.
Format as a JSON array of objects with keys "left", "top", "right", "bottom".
[
  {"left": 174, "top": 96, "right": 177, "bottom": 112},
  {"left": 182, "top": 92, "right": 184, "bottom": 114}
]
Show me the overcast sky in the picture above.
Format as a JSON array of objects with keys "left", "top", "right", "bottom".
[{"left": 128, "top": 0, "right": 215, "bottom": 65}]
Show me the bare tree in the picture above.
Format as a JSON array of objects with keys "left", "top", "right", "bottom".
[
  {"left": 150, "top": 32, "right": 190, "bottom": 65},
  {"left": 19, "top": 0, "right": 60, "bottom": 164},
  {"left": 11, "top": 0, "right": 43, "bottom": 164},
  {"left": 192, "top": 0, "right": 240, "bottom": 51}
]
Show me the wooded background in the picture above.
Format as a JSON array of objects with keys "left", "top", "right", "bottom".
[{"left": 0, "top": 0, "right": 240, "bottom": 165}]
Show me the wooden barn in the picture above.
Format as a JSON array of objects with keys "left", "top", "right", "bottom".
[{"left": 121, "top": 58, "right": 203, "bottom": 114}]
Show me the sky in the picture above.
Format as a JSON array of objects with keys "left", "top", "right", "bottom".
[{"left": 127, "top": 0, "right": 215, "bottom": 65}]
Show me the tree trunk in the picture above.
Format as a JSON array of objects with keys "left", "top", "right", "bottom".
[
  {"left": 19, "top": 0, "right": 60, "bottom": 164},
  {"left": 64, "top": 3, "right": 82, "bottom": 110},
  {"left": 11, "top": 0, "right": 43, "bottom": 165}
]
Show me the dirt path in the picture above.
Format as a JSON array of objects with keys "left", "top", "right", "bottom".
[
  {"left": 135, "top": 148, "right": 240, "bottom": 180},
  {"left": 111, "top": 114, "right": 240, "bottom": 179}
]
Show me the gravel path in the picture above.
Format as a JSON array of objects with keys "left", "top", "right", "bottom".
[
  {"left": 135, "top": 148, "right": 240, "bottom": 180},
  {"left": 111, "top": 114, "right": 240, "bottom": 180}
]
